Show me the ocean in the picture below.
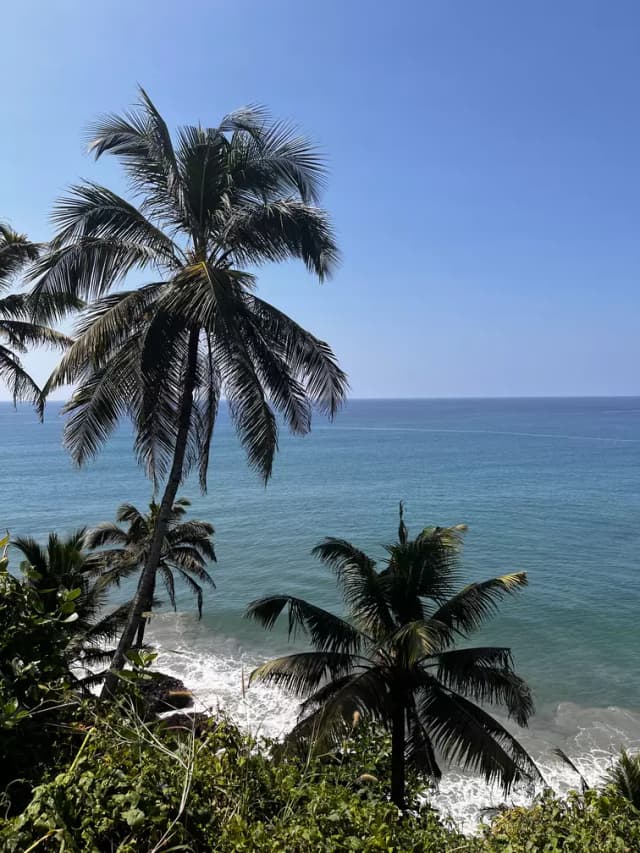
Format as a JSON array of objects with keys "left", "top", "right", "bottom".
[{"left": 2, "top": 397, "right": 640, "bottom": 830}]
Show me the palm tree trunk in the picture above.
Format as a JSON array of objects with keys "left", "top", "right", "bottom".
[
  {"left": 135, "top": 574, "right": 155, "bottom": 647},
  {"left": 102, "top": 328, "right": 200, "bottom": 699},
  {"left": 390, "top": 702, "right": 406, "bottom": 810}
]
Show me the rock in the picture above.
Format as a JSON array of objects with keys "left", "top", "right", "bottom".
[
  {"left": 156, "top": 711, "right": 210, "bottom": 736},
  {"left": 137, "top": 672, "right": 194, "bottom": 714}
]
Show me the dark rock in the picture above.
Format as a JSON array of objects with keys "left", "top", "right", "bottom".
[
  {"left": 137, "top": 672, "right": 194, "bottom": 714},
  {"left": 156, "top": 711, "right": 211, "bottom": 736}
]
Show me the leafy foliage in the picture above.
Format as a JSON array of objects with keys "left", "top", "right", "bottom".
[
  {"left": 11, "top": 530, "right": 132, "bottom": 679},
  {"left": 0, "top": 224, "right": 73, "bottom": 412},
  {"left": 0, "top": 713, "right": 478, "bottom": 853},
  {"left": 0, "top": 538, "right": 82, "bottom": 810},
  {"left": 483, "top": 788, "right": 640, "bottom": 852},
  {"left": 248, "top": 506, "right": 538, "bottom": 807},
  {"left": 85, "top": 497, "right": 215, "bottom": 642},
  {"left": 2, "top": 704, "right": 639, "bottom": 852},
  {"left": 33, "top": 89, "right": 347, "bottom": 487},
  {"left": 604, "top": 748, "right": 640, "bottom": 810}
]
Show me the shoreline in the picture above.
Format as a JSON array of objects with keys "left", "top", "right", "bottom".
[{"left": 150, "top": 615, "right": 640, "bottom": 834}]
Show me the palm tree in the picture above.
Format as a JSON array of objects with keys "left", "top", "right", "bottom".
[
  {"left": 605, "top": 749, "right": 640, "bottom": 809},
  {"left": 29, "top": 89, "right": 347, "bottom": 693},
  {"left": 12, "top": 531, "right": 130, "bottom": 681},
  {"left": 247, "top": 505, "right": 539, "bottom": 809},
  {"left": 86, "top": 497, "right": 215, "bottom": 646},
  {"left": 0, "top": 224, "right": 71, "bottom": 412}
]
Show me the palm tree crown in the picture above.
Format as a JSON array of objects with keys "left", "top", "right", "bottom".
[
  {"left": 247, "top": 505, "right": 539, "bottom": 808},
  {"left": 0, "top": 225, "right": 70, "bottom": 412},
  {"left": 12, "top": 531, "right": 130, "bottom": 679},
  {"left": 31, "top": 89, "right": 346, "bottom": 485},
  {"left": 86, "top": 497, "right": 215, "bottom": 643}
]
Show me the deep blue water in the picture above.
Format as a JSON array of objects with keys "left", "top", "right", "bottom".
[{"left": 2, "top": 397, "right": 640, "bottom": 709}]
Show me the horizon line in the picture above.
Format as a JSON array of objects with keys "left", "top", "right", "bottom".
[{"left": 2, "top": 393, "right": 640, "bottom": 405}]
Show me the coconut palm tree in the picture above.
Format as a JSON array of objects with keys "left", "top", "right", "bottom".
[
  {"left": 86, "top": 497, "right": 215, "bottom": 645},
  {"left": 29, "top": 89, "right": 346, "bottom": 694},
  {"left": 0, "top": 224, "right": 71, "bottom": 412},
  {"left": 247, "top": 505, "right": 539, "bottom": 809},
  {"left": 12, "top": 531, "right": 130, "bottom": 681},
  {"left": 605, "top": 749, "right": 640, "bottom": 809}
]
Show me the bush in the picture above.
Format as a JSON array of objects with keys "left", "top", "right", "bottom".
[
  {"left": 2, "top": 703, "right": 640, "bottom": 851},
  {"left": 0, "top": 550, "right": 82, "bottom": 812},
  {"left": 0, "top": 711, "right": 477, "bottom": 852},
  {"left": 483, "top": 788, "right": 640, "bottom": 852}
]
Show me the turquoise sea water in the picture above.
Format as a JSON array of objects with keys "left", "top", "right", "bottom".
[{"left": 3, "top": 397, "right": 640, "bottom": 827}]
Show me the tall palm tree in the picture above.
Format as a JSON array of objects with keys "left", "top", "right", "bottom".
[
  {"left": 0, "top": 224, "right": 71, "bottom": 412},
  {"left": 86, "top": 497, "right": 215, "bottom": 645},
  {"left": 247, "top": 505, "right": 539, "bottom": 809},
  {"left": 29, "top": 89, "right": 347, "bottom": 693},
  {"left": 12, "top": 531, "right": 130, "bottom": 680}
]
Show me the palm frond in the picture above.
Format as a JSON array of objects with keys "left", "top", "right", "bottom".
[
  {"left": 430, "top": 573, "right": 528, "bottom": 635},
  {"left": 0, "top": 344, "right": 43, "bottom": 412},
  {"left": 604, "top": 749, "right": 640, "bottom": 809},
  {"left": 158, "top": 564, "right": 177, "bottom": 610},
  {"left": 61, "top": 336, "right": 141, "bottom": 465},
  {"left": 552, "top": 748, "right": 590, "bottom": 793},
  {"left": 389, "top": 619, "right": 455, "bottom": 666},
  {"left": 0, "top": 319, "right": 71, "bottom": 351},
  {"left": 0, "top": 224, "right": 40, "bottom": 289},
  {"left": 88, "top": 87, "right": 188, "bottom": 231},
  {"left": 134, "top": 308, "right": 191, "bottom": 483},
  {"left": 429, "top": 646, "right": 534, "bottom": 726},
  {"left": 44, "top": 285, "right": 163, "bottom": 394},
  {"left": 417, "top": 678, "right": 541, "bottom": 792},
  {"left": 83, "top": 523, "right": 130, "bottom": 550},
  {"left": 29, "top": 238, "right": 162, "bottom": 302},
  {"left": 246, "top": 594, "right": 364, "bottom": 654},
  {"left": 312, "top": 538, "right": 394, "bottom": 637},
  {"left": 288, "top": 666, "right": 393, "bottom": 746},
  {"left": 49, "top": 182, "right": 180, "bottom": 268},
  {"left": 245, "top": 295, "right": 347, "bottom": 418},
  {"left": 250, "top": 651, "right": 359, "bottom": 698},
  {"left": 405, "top": 704, "right": 441, "bottom": 779},
  {"left": 217, "top": 326, "right": 279, "bottom": 481},
  {"left": 226, "top": 112, "right": 327, "bottom": 205},
  {"left": 223, "top": 200, "right": 339, "bottom": 280}
]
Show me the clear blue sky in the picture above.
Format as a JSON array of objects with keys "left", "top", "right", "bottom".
[{"left": 2, "top": 0, "right": 640, "bottom": 398}]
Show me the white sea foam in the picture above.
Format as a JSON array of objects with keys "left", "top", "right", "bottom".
[{"left": 150, "top": 614, "right": 640, "bottom": 834}]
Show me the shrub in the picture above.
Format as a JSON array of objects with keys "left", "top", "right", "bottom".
[
  {"left": 483, "top": 788, "right": 640, "bottom": 852},
  {"left": 0, "top": 711, "right": 477, "bottom": 852},
  {"left": 0, "top": 548, "right": 82, "bottom": 812}
]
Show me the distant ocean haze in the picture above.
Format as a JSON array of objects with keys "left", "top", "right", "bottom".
[{"left": 3, "top": 397, "right": 639, "bottom": 828}]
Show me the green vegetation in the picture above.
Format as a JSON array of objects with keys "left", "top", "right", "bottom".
[
  {"left": 0, "top": 536, "right": 85, "bottom": 809},
  {"left": 1, "top": 521, "right": 639, "bottom": 849},
  {"left": 1, "top": 699, "right": 639, "bottom": 851},
  {"left": 248, "top": 505, "right": 538, "bottom": 808},
  {"left": 29, "top": 89, "right": 348, "bottom": 691},
  {"left": 12, "top": 530, "right": 131, "bottom": 680},
  {"left": 86, "top": 498, "right": 215, "bottom": 645},
  {"left": 484, "top": 789, "right": 640, "bottom": 852},
  {"left": 0, "top": 224, "right": 72, "bottom": 412},
  {"left": 604, "top": 748, "right": 640, "bottom": 811}
]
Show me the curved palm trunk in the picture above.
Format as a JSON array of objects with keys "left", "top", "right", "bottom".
[
  {"left": 135, "top": 573, "right": 156, "bottom": 647},
  {"left": 390, "top": 703, "right": 406, "bottom": 810},
  {"left": 102, "top": 329, "right": 199, "bottom": 699}
]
